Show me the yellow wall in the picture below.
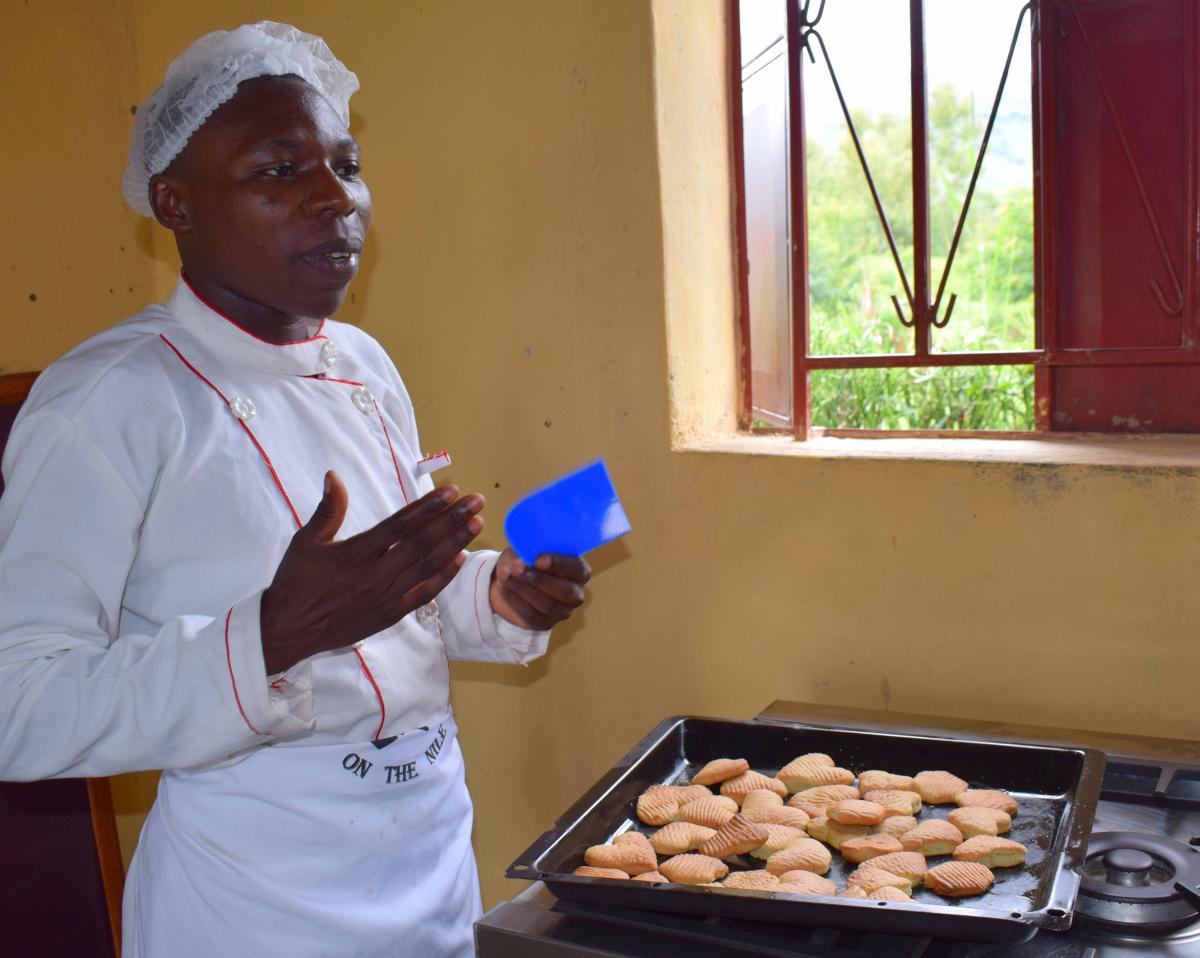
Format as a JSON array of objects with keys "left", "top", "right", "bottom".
[
  {"left": 4, "top": 0, "right": 1198, "bottom": 917},
  {"left": 1, "top": 0, "right": 157, "bottom": 372}
]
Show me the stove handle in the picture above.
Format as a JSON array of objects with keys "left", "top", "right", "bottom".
[{"left": 1035, "top": 865, "right": 1080, "bottom": 929}]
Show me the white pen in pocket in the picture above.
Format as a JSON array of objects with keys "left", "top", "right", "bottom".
[{"left": 415, "top": 451, "right": 452, "bottom": 477}]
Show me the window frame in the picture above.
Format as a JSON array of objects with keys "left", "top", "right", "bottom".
[{"left": 731, "top": 0, "right": 1200, "bottom": 439}]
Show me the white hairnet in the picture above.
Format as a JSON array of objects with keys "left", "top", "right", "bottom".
[{"left": 122, "top": 21, "right": 359, "bottom": 217}]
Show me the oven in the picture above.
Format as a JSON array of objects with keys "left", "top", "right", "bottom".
[{"left": 475, "top": 700, "right": 1200, "bottom": 957}]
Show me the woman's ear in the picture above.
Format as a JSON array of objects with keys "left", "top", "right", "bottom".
[{"left": 148, "top": 175, "right": 193, "bottom": 233}]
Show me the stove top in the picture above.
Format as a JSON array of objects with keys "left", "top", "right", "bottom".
[{"left": 475, "top": 704, "right": 1200, "bottom": 958}]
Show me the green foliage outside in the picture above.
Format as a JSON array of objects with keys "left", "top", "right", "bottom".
[{"left": 805, "top": 85, "right": 1035, "bottom": 430}]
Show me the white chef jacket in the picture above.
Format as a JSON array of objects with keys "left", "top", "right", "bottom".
[
  {"left": 0, "top": 277, "right": 550, "bottom": 955},
  {"left": 0, "top": 279, "right": 549, "bottom": 958}
]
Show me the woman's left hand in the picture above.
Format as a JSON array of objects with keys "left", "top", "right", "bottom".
[{"left": 489, "top": 549, "right": 590, "bottom": 630}]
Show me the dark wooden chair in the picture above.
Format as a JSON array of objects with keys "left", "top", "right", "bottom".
[{"left": 0, "top": 371, "right": 124, "bottom": 957}]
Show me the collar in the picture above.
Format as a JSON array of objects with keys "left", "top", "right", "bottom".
[{"left": 167, "top": 274, "right": 339, "bottom": 378}]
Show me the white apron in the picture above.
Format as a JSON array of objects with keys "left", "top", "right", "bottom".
[{"left": 123, "top": 712, "right": 481, "bottom": 958}]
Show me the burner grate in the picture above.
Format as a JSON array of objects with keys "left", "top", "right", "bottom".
[
  {"left": 1101, "top": 758, "right": 1200, "bottom": 812},
  {"left": 1076, "top": 832, "right": 1200, "bottom": 935}
]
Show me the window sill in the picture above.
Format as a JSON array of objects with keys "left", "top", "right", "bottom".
[{"left": 676, "top": 432, "right": 1200, "bottom": 468}]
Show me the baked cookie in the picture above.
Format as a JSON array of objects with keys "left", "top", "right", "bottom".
[
  {"left": 573, "top": 865, "right": 629, "bottom": 879},
  {"left": 613, "top": 831, "right": 654, "bottom": 854},
  {"left": 925, "top": 860, "right": 995, "bottom": 897},
  {"left": 857, "top": 770, "right": 916, "bottom": 793},
  {"left": 788, "top": 752, "right": 836, "bottom": 766},
  {"left": 900, "top": 819, "right": 964, "bottom": 856},
  {"left": 839, "top": 833, "right": 904, "bottom": 864},
  {"left": 698, "top": 814, "right": 770, "bottom": 860},
  {"left": 826, "top": 821, "right": 872, "bottom": 849},
  {"left": 955, "top": 789, "right": 1019, "bottom": 817},
  {"left": 777, "top": 759, "right": 856, "bottom": 793},
  {"left": 584, "top": 840, "right": 658, "bottom": 875},
  {"left": 873, "top": 815, "right": 919, "bottom": 839},
  {"left": 788, "top": 784, "right": 860, "bottom": 816},
  {"left": 745, "top": 804, "right": 811, "bottom": 829},
  {"left": 765, "top": 837, "right": 833, "bottom": 876},
  {"left": 844, "top": 866, "right": 914, "bottom": 895},
  {"left": 858, "top": 851, "right": 927, "bottom": 885},
  {"left": 740, "top": 788, "right": 784, "bottom": 820},
  {"left": 952, "top": 835, "right": 1027, "bottom": 869},
  {"left": 869, "top": 885, "right": 915, "bottom": 902},
  {"left": 659, "top": 853, "right": 729, "bottom": 885},
  {"left": 631, "top": 871, "right": 668, "bottom": 883},
  {"left": 721, "top": 869, "right": 781, "bottom": 890},
  {"left": 636, "top": 786, "right": 680, "bottom": 826},
  {"left": 805, "top": 815, "right": 830, "bottom": 843},
  {"left": 774, "top": 870, "right": 838, "bottom": 896},
  {"left": 948, "top": 805, "right": 1012, "bottom": 838},
  {"left": 650, "top": 821, "right": 717, "bottom": 855},
  {"left": 913, "top": 771, "right": 970, "bottom": 805},
  {"left": 674, "top": 795, "right": 739, "bottom": 829},
  {"left": 863, "top": 789, "right": 923, "bottom": 816},
  {"left": 750, "top": 824, "right": 808, "bottom": 860},
  {"left": 828, "top": 799, "right": 887, "bottom": 826},
  {"left": 671, "top": 784, "right": 716, "bottom": 805},
  {"left": 692, "top": 758, "right": 750, "bottom": 786},
  {"left": 720, "top": 770, "right": 788, "bottom": 804}
]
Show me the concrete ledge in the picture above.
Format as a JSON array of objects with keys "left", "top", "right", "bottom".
[{"left": 677, "top": 432, "right": 1200, "bottom": 468}]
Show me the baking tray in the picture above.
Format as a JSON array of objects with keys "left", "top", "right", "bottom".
[{"left": 507, "top": 715, "right": 1105, "bottom": 944}]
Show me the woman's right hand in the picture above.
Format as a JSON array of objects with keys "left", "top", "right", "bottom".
[{"left": 259, "top": 470, "right": 485, "bottom": 676}]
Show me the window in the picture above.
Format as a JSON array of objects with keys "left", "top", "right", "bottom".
[{"left": 733, "top": 0, "right": 1200, "bottom": 437}]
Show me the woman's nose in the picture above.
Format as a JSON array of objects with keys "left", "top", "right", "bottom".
[{"left": 305, "top": 167, "right": 357, "bottom": 217}]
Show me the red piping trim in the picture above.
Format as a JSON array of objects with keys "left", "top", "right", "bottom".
[
  {"left": 418, "top": 450, "right": 449, "bottom": 463},
  {"left": 225, "top": 608, "right": 264, "bottom": 735},
  {"left": 162, "top": 332, "right": 395, "bottom": 740},
  {"left": 433, "top": 602, "right": 450, "bottom": 677},
  {"left": 315, "top": 376, "right": 365, "bottom": 387},
  {"left": 354, "top": 648, "right": 387, "bottom": 740},
  {"left": 473, "top": 562, "right": 488, "bottom": 645},
  {"left": 159, "top": 334, "right": 303, "bottom": 528},
  {"left": 180, "top": 271, "right": 328, "bottom": 345},
  {"left": 371, "top": 397, "right": 410, "bottom": 504}
]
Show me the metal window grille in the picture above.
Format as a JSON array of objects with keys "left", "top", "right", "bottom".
[{"left": 732, "top": 0, "right": 1200, "bottom": 438}]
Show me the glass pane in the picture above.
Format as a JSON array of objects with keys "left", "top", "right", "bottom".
[
  {"left": 743, "top": 47, "right": 792, "bottom": 423},
  {"left": 739, "top": 0, "right": 786, "bottom": 67},
  {"left": 926, "top": 0, "right": 1035, "bottom": 354},
  {"left": 810, "top": 365, "right": 1035, "bottom": 430},
  {"left": 805, "top": 0, "right": 913, "bottom": 357}
]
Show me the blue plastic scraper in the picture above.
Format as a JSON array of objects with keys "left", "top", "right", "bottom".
[{"left": 503, "top": 459, "right": 631, "bottom": 565}]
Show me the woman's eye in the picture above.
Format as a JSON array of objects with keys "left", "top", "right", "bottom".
[
  {"left": 263, "top": 164, "right": 295, "bottom": 177},
  {"left": 339, "top": 162, "right": 362, "bottom": 178}
]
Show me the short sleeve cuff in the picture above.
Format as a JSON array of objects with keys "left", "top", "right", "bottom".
[
  {"left": 223, "top": 593, "right": 315, "bottom": 736},
  {"left": 493, "top": 614, "right": 551, "bottom": 664},
  {"left": 468, "top": 552, "right": 551, "bottom": 664}
]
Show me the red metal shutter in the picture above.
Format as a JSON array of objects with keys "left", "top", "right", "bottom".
[{"left": 1046, "top": 0, "right": 1200, "bottom": 431}]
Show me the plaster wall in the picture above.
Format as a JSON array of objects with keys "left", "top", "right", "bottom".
[{"left": 1, "top": 0, "right": 1195, "bottom": 914}]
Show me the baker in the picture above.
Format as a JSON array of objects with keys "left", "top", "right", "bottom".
[{"left": 0, "top": 21, "right": 590, "bottom": 958}]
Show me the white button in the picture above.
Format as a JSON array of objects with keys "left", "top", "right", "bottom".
[
  {"left": 351, "top": 386, "right": 374, "bottom": 413},
  {"left": 320, "top": 340, "right": 339, "bottom": 369},
  {"left": 229, "top": 395, "right": 256, "bottom": 422},
  {"left": 416, "top": 601, "right": 439, "bottom": 626}
]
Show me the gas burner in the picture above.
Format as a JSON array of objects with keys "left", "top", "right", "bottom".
[{"left": 1075, "top": 831, "right": 1200, "bottom": 935}]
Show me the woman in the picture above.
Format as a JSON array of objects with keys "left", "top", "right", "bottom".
[{"left": 0, "top": 21, "right": 589, "bottom": 957}]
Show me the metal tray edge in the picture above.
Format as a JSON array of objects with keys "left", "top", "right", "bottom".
[{"left": 505, "top": 715, "right": 1107, "bottom": 940}]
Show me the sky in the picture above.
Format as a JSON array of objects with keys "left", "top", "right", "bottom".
[{"left": 739, "top": 0, "right": 1033, "bottom": 190}]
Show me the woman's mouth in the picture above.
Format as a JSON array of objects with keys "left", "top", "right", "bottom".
[{"left": 299, "top": 240, "right": 362, "bottom": 282}]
